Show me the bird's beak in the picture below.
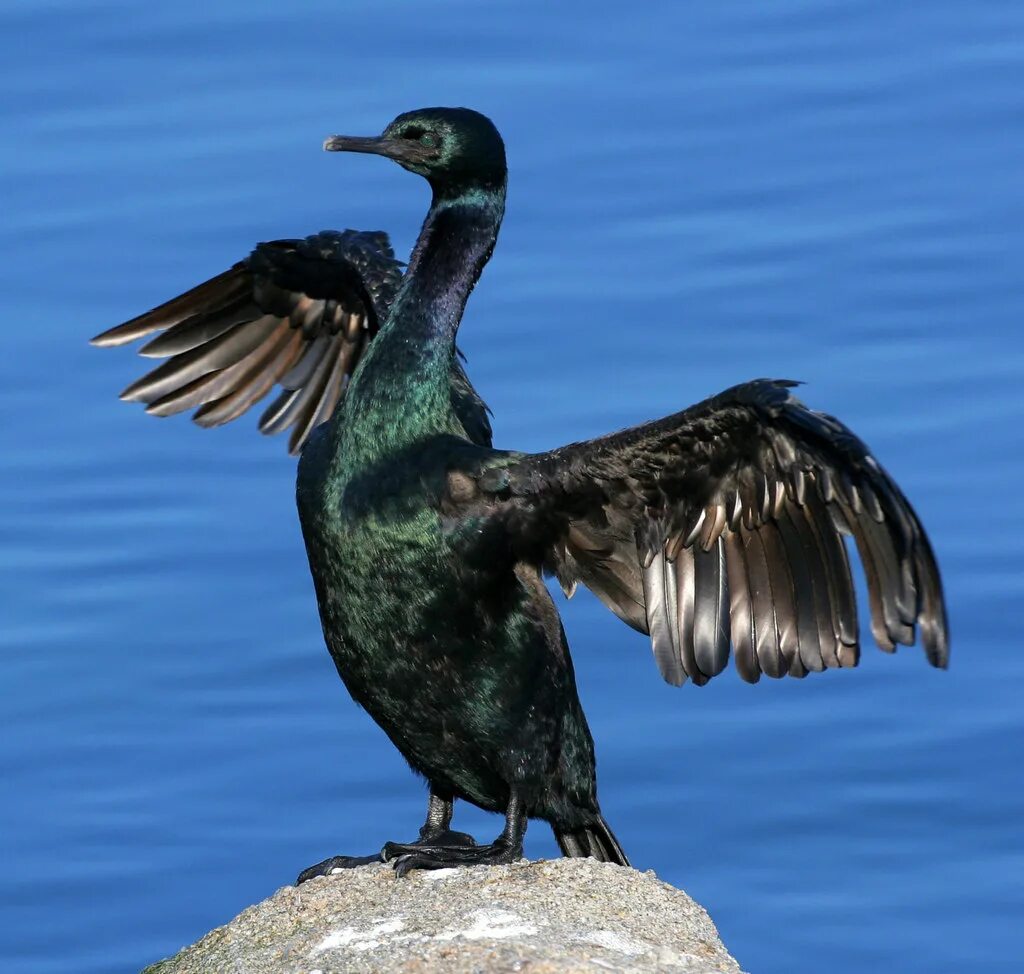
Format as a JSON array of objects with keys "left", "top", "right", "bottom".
[{"left": 323, "top": 135, "right": 436, "bottom": 166}]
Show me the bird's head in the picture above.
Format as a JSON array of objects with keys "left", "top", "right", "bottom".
[{"left": 324, "top": 107, "right": 506, "bottom": 195}]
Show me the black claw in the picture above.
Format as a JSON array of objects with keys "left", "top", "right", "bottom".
[{"left": 394, "top": 853, "right": 426, "bottom": 878}]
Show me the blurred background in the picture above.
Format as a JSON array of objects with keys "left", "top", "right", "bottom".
[{"left": 2, "top": 1, "right": 1022, "bottom": 971}]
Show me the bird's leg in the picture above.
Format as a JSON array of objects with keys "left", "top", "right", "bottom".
[
  {"left": 295, "top": 789, "right": 472, "bottom": 885},
  {"left": 387, "top": 790, "right": 526, "bottom": 877},
  {"left": 382, "top": 790, "right": 477, "bottom": 856}
]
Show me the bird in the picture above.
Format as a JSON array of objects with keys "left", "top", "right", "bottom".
[{"left": 92, "top": 107, "right": 949, "bottom": 881}]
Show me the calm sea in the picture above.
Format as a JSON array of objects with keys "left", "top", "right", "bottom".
[{"left": 2, "top": 1, "right": 1022, "bottom": 971}]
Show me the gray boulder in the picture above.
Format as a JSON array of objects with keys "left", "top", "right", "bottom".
[{"left": 144, "top": 857, "right": 744, "bottom": 974}]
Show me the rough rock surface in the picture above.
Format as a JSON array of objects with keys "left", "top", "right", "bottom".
[{"left": 142, "top": 858, "right": 744, "bottom": 974}]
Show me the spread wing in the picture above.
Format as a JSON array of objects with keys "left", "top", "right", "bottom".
[
  {"left": 92, "top": 230, "right": 492, "bottom": 453},
  {"left": 478, "top": 379, "right": 948, "bottom": 685}
]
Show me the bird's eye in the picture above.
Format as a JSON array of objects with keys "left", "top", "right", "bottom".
[{"left": 397, "top": 126, "right": 438, "bottom": 149}]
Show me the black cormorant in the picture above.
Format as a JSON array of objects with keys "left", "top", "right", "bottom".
[{"left": 93, "top": 107, "right": 949, "bottom": 881}]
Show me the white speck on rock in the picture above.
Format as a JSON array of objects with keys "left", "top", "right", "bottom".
[
  {"left": 584, "top": 929, "right": 648, "bottom": 956},
  {"left": 435, "top": 909, "right": 538, "bottom": 942},
  {"left": 311, "top": 918, "right": 406, "bottom": 954},
  {"left": 419, "top": 867, "right": 460, "bottom": 881}
]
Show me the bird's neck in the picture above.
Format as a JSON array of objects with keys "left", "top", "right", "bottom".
[
  {"left": 337, "top": 180, "right": 506, "bottom": 463},
  {"left": 402, "top": 182, "right": 506, "bottom": 344}
]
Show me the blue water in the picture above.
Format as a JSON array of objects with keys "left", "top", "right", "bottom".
[{"left": 3, "top": 2, "right": 1022, "bottom": 971}]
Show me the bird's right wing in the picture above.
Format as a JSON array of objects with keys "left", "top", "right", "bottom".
[
  {"left": 92, "top": 230, "right": 403, "bottom": 455},
  {"left": 476, "top": 379, "right": 948, "bottom": 686}
]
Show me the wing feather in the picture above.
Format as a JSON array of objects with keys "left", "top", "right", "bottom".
[
  {"left": 759, "top": 520, "right": 801, "bottom": 675},
  {"left": 673, "top": 544, "right": 701, "bottom": 684},
  {"left": 786, "top": 499, "right": 844, "bottom": 668},
  {"left": 92, "top": 266, "right": 252, "bottom": 347},
  {"left": 641, "top": 551, "right": 681, "bottom": 686},
  {"left": 724, "top": 531, "right": 760, "bottom": 683},
  {"left": 692, "top": 538, "right": 730, "bottom": 679},
  {"left": 774, "top": 504, "right": 825, "bottom": 673},
  {"left": 743, "top": 526, "right": 785, "bottom": 678}
]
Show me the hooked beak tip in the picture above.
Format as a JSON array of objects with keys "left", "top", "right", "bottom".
[
  {"left": 323, "top": 134, "right": 387, "bottom": 155},
  {"left": 322, "top": 135, "right": 347, "bottom": 152}
]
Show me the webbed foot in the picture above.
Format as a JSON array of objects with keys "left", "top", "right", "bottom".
[
  {"left": 296, "top": 853, "right": 381, "bottom": 885},
  {"left": 387, "top": 838, "right": 522, "bottom": 878},
  {"left": 382, "top": 828, "right": 477, "bottom": 860}
]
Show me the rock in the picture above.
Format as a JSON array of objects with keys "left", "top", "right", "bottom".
[{"left": 143, "top": 858, "right": 744, "bottom": 974}]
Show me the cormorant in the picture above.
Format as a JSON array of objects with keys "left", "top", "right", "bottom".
[{"left": 92, "top": 107, "right": 949, "bottom": 881}]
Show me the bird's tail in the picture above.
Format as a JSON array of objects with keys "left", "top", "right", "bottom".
[{"left": 554, "top": 817, "right": 631, "bottom": 867}]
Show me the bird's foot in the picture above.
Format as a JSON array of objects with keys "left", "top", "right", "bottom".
[
  {"left": 383, "top": 828, "right": 478, "bottom": 859},
  {"left": 296, "top": 853, "right": 382, "bottom": 885},
  {"left": 384, "top": 837, "right": 522, "bottom": 878},
  {"left": 297, "top": 829, "right": 477, "bottom": 885}
]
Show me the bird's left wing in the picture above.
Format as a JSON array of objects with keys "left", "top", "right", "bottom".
[
  {"left": 476, "top": 379, "right": 948, "bottom": 685},
  {"left": 91, "top": 230, "right": 403, "bottom": 454}
]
